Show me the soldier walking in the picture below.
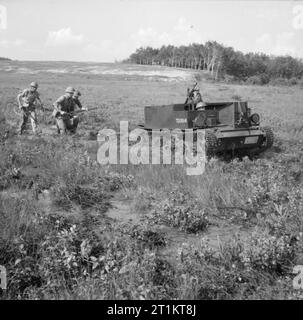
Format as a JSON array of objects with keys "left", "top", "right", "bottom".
[{"left": 17, "top": 82, "right": 43, "bottom": 135}]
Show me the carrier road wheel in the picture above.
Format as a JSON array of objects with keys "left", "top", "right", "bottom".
[
  {"left": 261, "top": 126, "right": 274, "bottom": 149},
  {"left": 205, "top": 130, "right": 218, "bottom": 158}
]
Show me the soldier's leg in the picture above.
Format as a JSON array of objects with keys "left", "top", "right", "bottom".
[
  {"left": 70, "top": 116, "right": 79, "bottom": 134},
  {"left": 29, "top": 111, "right": 38, "bottom": 134},
  {"left": 19, "top": 112, "right": 29, "bottom": 135},
  {"left": 64, "top": 117, "right": 77, "bottom": 134},
  {"left": 56, "top": 118, "right": 67, "bottom": 135}
]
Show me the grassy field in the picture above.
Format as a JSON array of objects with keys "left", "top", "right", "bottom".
[{"left": 1, "top": 61, "right": 303, "bottom": 300}]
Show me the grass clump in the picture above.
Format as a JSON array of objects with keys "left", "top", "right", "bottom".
[{"left": 149, "top": 188, "right": 209, "bottom": 234}]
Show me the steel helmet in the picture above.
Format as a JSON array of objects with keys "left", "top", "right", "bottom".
[
  {"left": 196, "top": 101, "right": 207, "bottom": 109},
  {"left": 74, "top": 90, "right": 81, "bottom": 97},
  {"left": 30, "top": 81, "right": 38, "bottom": 89},
  {"left": 65, "top": 86, "right": 75, "bottom": 94}
]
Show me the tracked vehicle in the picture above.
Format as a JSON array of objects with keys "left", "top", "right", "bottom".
[{"left": 140, "top": 83, "right": 274, "bottom": 157}]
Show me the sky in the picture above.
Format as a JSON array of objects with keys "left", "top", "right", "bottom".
[{"left": 0, "top": 0, "right": 302, "bottom": 62}]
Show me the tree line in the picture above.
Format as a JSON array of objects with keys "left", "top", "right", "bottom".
[{"left": 125, "top": 41, "right": 303, "bottom": 84}]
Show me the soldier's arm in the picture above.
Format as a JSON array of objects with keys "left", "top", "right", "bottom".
[
  {"left": 36, "top": 93, "right": 43, "bottom": 105},
  {"left": 74, "top": 99, "right": 88, "bottom": 111},
  {"left": 75, "top": 99, "right": 83, "bottom": 110},
  {"left": 54, "top": 97, "right": 64, "bottom": 113},
  {"left": 17, "top": 90, "right": 27, "bottom": 108},
  {"left": 17, "top": 93, "right": 23, "bottom": 108}
]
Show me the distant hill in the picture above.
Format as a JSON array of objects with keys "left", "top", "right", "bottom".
[{"left": 0, "top": 57, "right": 11, "bottom": 61}]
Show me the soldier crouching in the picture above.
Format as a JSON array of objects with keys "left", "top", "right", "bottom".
[{"left": 53, "top": 87, "right": 87, "bottom": 135}]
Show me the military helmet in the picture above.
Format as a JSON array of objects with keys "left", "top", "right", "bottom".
[
  {"left": 65, "top": 86, "right": 75, "bottom": 94},
  {"left": 30, "top": 81, "right": 39, "bottom": 89},
  {"left": 74, "top": 90, "right": 81, "bottom": 97},
  {"left": 196, "top": 101, "right": 207, "bottom": 109}
]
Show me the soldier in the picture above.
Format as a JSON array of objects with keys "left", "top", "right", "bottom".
[
  {"left": 53, "top": 87, "right": 87, "bottom": 135},
  {"left": 192, "top": 91, "right": 207, "bottom": 110},
  {"left": 73, "top": 90, "right": 83, "bottom": 109},
  {"left": 72, "top": 90, "right": 87, "bottom": 133},
  {"left": 192, "top": 91, "right": 202, "bottom": 105},
  {"left": 17, "top": 82, "right": 43, "bottom": 135}
]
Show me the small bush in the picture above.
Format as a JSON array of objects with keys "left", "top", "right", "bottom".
[
  {"left": 246, "top": 74, "right": 270, "bottom": 85},
  {"left": 223, "top": 75, "right": 236, "bottom": 83},
  {"left": 259, "top": 73, "right": 270, "bottom": 84},
  {"left": 52, "top": 183, "right": 111, "bottom": 211},
  {"left": 246, "top": 75, "right": 263, "bottom": 85},
  {"left": 149, "top": 189, "right": 209, "bottom": 233},
  {"left": 128, "top": 224, "right": 167, "bottom": 249},
  {"left": 239, "top": 231, "right": 298, "bottom": 274},
  {"left": 177, "top": 240, "right": 258, "bottom": 299},
  {"left": 288, "top": 77, "right": 298, "bottom": 85},
  {"left": 269, "top": 77, "right": 290, "bottom": 86}
]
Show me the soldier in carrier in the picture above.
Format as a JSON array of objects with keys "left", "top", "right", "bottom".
[{"left": 185, "top": 83, "right": 206, "bottom": 110}]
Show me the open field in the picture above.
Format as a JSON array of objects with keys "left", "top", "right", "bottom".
[{"left": 1, "top": 62, "right": 303, "bottom": 299}]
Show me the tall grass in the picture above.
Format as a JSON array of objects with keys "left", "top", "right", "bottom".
[{"left": 1, "top": 65, "right": 303, "bottom": 299}]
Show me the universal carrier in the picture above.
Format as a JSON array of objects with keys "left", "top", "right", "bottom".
[{"left": 140, "top": 83, "right": 274, "bottom": 157}]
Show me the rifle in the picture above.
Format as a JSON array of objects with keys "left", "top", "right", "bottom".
[
  {"left": 73, "top": 107, "right": 98, "bottom": 115},
  {"left": 55, "top": 107, "right": 99, "bottom": 118},
  {"left": 185, "top": 82, "right": 198, "bottom": 104},
  {"left": 18, "top": 107, "right": 36, "bottom": 123}
]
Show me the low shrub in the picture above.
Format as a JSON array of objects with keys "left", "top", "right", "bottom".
[
  {"left": 149, "top": 189, "right": 209, "bottom": 233},
  {"left": 246, "top": 73, "right": 270, "bottom": 85},
  {"left": 269, "top": 77, "right": 290, "bottom": 86},
  {"left": 239, "top": 231, "right": 298, "bottom": 274},
  {"left": 289, "top": 77, "right": 298, "bottom": 85},
  {"left": 52, "top": 182, "right": 111, "bottom": 211},
  {"left": 127, "top": 224, "right": 167, "bottom": 250},
  {"left": 246, "top": 75, "right": 263, "bottom": 85}
]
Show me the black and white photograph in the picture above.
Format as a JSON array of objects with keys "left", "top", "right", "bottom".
[{"left": 1, "top": 0, "right": 303, "bottom": 303}]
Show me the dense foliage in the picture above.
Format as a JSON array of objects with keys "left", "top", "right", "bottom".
[{"left": 125, "top": 42, "right": 303, "bottom": 84}]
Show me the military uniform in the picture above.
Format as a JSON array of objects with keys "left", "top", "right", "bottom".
[
  {"left": 73, "top": 97, "right": 82, "bottom": 109},
  {"left": 18, "top": 88, "right": 41, "bottom": 134},
  {"left": 54, "top": 93, "right": 82, "bottom": 134}
]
